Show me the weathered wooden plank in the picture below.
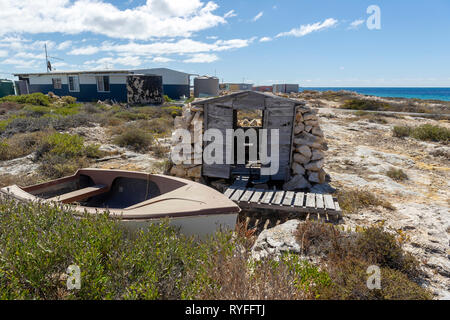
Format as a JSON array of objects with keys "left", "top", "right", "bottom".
[
  {"left": 315, "top": 193, "right": 324, "bottom": 209},
  {"left": 239, "top": 189, "right": 255, "bottom": 202},
  {"left": 261, "top": 191, "right": 275, "bottom": 204},
  {"left": 293, "top": 192, "right": 305, "bottom": 207},
  {"left": 230, "top": 187, "right": 246, "bottom": 202},
  {"left": 305, "top": 193, "right": 316, "bottom": 208},
  {"left": 272, "top": 191, "right": 285, "bottom": 205},
  {"left": 334, "top": 201, "right": 341, "bottom": 212},
  {"left": 249, "top": 189, "right": 264, "bottom": 203},
  {"left": 224, "top": 187, "right": 237, "bottom": 198},
  {"left": 323, "top": 194, "right": 335, "bottom": 210},
  {"left": 282, "top": 191, "right": 295, "bottom": 206},
  {"left": 49, "top": 185, "right": 107, "bottom": 204}
]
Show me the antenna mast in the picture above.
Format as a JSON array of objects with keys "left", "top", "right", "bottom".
[{"left": 45, "top": 43, "right": 50, "bottom": 72}]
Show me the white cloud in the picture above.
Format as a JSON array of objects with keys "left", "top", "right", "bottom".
[
  {"left": 57, "top": 40, "right": 72, "bottom": 50},
  {"left": 224, "top": 10, "right": 237, "bottom": 18},
  {"left": 152, "top": 56, "right": 173, "bottom": 63},
  {"left": 349, "top": 19, "right": 365, "bottom": 30},
  {"left": 0, "top": 50, "right": 8, "bottom": 58},
  {"left": 184, "top": 53, "right": 218, "bottom": 63},
  {"left": 69, "top": 46, "right": 100, "bottom": 55},
  {"left": 73, "top": 37, "right": 254, "bottom": 57},
  {"left": 252, "top": 11, "right": 263, "bottom": 22},
  {"left": 259, "top": 37, "right": 272, "bottom": 42},
  {"left": 84, "top": 55, "right": 142, "bottom": 69},
  {"left": 2, "top": 57, "right": 39, "bottom": 68},
  {"left": 14, "top": 52, "right": 45, "bottom": 59},
  {"left": 0, "top": 0, "right": 228, "bottom": 40},
  {"left": 276, "top": 18, "right": 338, "bottom": 38}
]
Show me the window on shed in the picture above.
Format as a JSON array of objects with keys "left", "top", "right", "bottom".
[
  {"left": 96, "top": 76, "right": 110, "bottom": 92},
  {"left": 52, "top": 78, "right": 62, "bottom": 89},
  {"left": 68, "top": 75, "right": 80, "bottom": 92},
  {"left": 236, "top": 109, "right": 263, "bottom": 128}
]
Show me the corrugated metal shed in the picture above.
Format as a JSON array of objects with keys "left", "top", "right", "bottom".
[
  {"left": 194, "top": 76, "right": 219, "bottom": 98},
  {"left": 0, "top": 79, "right": 15, "bottom": 98}
]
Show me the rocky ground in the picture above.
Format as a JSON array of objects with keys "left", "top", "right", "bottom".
[{"left": 299, "top": 104, "right": 449, "bottom": 299}]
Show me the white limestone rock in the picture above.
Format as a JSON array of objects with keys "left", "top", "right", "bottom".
[
  {"left": 282, "top": 174, "right": 311, "bottom": 191},
  {"left": 304, "top": 159, "right": 324, "bottom": 172}
]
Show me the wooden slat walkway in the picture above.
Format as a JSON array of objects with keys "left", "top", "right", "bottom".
[{"left": 224, "top": 185, "right": 342, "bottom": 218}]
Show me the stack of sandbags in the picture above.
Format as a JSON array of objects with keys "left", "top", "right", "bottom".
[
  {"left": 283, "top": 105, "right": 326, "bottom": 191},
  {"left": 170, "top": 103, "right": 204, "bottom": 181}
]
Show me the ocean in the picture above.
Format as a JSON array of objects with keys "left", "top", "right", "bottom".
[{"left": 300, "top": 87, "right": 450, "bottom": 102}]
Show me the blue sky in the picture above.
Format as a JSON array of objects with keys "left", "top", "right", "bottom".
[{"left": 0, "top": 0, "right": 449, "bottom": 86}]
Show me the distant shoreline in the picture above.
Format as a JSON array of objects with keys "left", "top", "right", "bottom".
[{"left": 300, "top": 87, "right": 450, "bottom": 102}]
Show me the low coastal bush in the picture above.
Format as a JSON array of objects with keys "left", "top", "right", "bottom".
[
  {"left": 34, "top": 132, "right": 103, "bottom": 178},
  {"left": 393, "top": 124, "right": 449, "bottom": 142},
  {"left": 296, "top": 221, "right": 430, "bottom": 300},
  {"left": 342, "top": 99, "right": 392, "bottom": 111},
  {"left": 0, "top": 131, "right": 46, "bottom": 161},
  {"left": 0, "top": 199, "right": 331, "bottom": 300},
  {"left": 0, "top": 93, "right": 50, "bottom": 106},
  {"left": 386, "top": 167, "right": 408, "bottom": 181},
  {"left": 113, "top": 128, "right": 154, "bottom": 152},
  {"left": 336, "top": 188, "right": 395, "bottom": 214}
]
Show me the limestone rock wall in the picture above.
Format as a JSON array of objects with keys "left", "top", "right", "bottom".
[
  {"left": 169, "top": 104, "right": 204, "bottom": 181},
  {"left": 283, "top": 105, "right": 327, "bottom": 190}
]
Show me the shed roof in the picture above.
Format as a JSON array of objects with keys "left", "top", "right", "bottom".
[{"left": 191, "top": 90, "right": 304, "bottom": 106}]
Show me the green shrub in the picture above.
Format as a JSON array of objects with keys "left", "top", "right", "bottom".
[
  {"left": 393, "top": 126, "right": 412, "bottom": 138},
  {"left": 392, "top": 124, "right": 449, "bottom": 142},
  {"left": 37, "top": 133, "right": 85, "bottom": 159},
  {"left": 386, "top": 167, "right": 408, "bottom": 181},
  {"left": 163, "top": 95, "right": 174, "bottom": 103},
  {"left": 410, "top": 124, "right": 450, "bottom": 142},
  {"left": 0, "top": 199, "right": 205, "bottom": 299},
  {"left": 161, "top": 106, "right": 182, "bottom": 117},
  {"left": 342, "top": 99, "right": 392, "bottom": 111},
  {"left": 113, "top": 128, "right": 153, "bottom": 152},
  {"left": 0, "top": 93, "right": 50, "bottom": 106}
]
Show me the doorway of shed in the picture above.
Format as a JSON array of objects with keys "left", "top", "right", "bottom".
[{"left": 232, "top": 109, "right": 264, "bottom": 177}]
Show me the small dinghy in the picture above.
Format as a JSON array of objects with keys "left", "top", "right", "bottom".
[{"left": 0, "top": 168, "right": 240, "bottom": 237}]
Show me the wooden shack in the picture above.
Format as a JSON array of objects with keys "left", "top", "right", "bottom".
[{"left": 191, "top": 91, "right": 305, "bottom": 182}]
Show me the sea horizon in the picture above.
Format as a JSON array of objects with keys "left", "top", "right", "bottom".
[{"left": 300, "top": 87, "right": 450, "bottom": 102}]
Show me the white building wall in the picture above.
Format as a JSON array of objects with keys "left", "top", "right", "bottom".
[{"left": 28, "top": 73, "right": 128, "bottom": 86}]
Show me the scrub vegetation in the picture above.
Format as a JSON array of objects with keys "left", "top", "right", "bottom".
[
  {"left": 393, "top": 124, "right": 450, "bottom": 142},
  {"left": 0, "top": 199, "right": 431, "bottom": 300},
  {"left": 0, "top": 93, "right": 180, "bottom": 182}
]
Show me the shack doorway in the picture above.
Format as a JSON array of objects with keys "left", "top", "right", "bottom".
[{"left": 232, "top": 109, "right": 264, "bottom": 177}]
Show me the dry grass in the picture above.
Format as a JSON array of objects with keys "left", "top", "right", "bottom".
[
  {"left": 295, "top": 221, "right": 431, "bottom": 300},
  {"left": 336, "top": 188, "right": 395, "bottom": 214},
  {"left": 386, "top": 167, "right": 408, "bottom": 181}
]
